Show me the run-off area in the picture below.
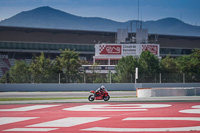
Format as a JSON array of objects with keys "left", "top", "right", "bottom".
[{"left": 0, "top": 102, "right": 200, "bottom": 133}]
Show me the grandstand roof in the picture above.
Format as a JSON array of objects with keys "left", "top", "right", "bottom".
[{"left": 0, "top": 25, "right": 200, "bottom": 51}]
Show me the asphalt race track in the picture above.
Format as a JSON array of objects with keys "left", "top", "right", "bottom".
[
  {"left": 0, "top": 102, "right": 200, "bottom": 133},
  {"left": 0, "top": 91, "right": 136, "bottom": 98}
]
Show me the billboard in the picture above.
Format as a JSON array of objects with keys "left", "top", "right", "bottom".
[
  {"left": 95, "top": 44, "right": 159, "bottom": 57},
  {"left": 142, "top": 44, "right": 158, "bottom": 55},
  {"left": 96, "top": 45, "right": 122, "bottom": 55},
  {"left": 122, "top": 44, "right": 138, "bottom": 56},
  {"left": 80, "top": 65, "right": 116, "bottom": 73}
]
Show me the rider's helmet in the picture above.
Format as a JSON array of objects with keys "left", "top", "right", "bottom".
[{"left": 100, "top": 86, "right": 105, "bottom": 91}]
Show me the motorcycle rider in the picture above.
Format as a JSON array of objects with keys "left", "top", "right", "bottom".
[{"left": 95, "top": 85, "right": 106, "bottom": 97}]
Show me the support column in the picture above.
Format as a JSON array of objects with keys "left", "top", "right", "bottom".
[
  {"left": 93, "top": 58, "right": 95, "bottom": 65},
  {"left": 108, "top": 58, "right": 110, "bottom": 65}
]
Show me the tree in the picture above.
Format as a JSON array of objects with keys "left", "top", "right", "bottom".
[
  {"left": 175, "top": 55, "right": 191, "bottom": 74},
  {"left": 8, "top": 60, "right": 31, "bottom": 83},
  {"left": 93, "top": 74, "right": 107, "bottom": 83},
  {"left": 115, "top": 56, "right": 139, "bottom": 83},
  {"left": 55, "top": 49, "right": 81, "bottom": 83},
  {"left": 29, "top": 52, "right": 54, "bottom": 83},
  {"left": 175, "top": 49, "right": 200, "bottom": 82},
  {"left": 115, "top": 51, "right": 160, "bottom": 83},
  {"left": 139, "top": 51, "right": 160, "bottom": 75},
  {"left": 160, "top": 55, "right": 182, "bottom": 83},
  {"left": 137, "top": 51, "right": 160, "bottom": 83},
  {"left": 160, "top": 55, "right": 179, "bottom": 73},
  {"left": 189, "top": 49, "right": 200, "bottom": 74}
]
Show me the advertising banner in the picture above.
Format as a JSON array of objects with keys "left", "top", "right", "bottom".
[
  {"left": 98, "top": 45, "right": 121, "bottom": 55},
  {"left": 95, "top": 44, "right": 159, "bottom": 57},
  {"left": 142, "top": 44, "right": 158, "bottom": 55},
  {"left": 122, "top": 44, "right": 138, "bottom": 56}
]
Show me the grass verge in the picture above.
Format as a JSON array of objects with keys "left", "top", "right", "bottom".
[{"left": 0, "top": 97, "right": 87, "bottom": 101}]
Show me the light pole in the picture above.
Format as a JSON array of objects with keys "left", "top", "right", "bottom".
[{"left": 135, "top": 67, "right": 138, "bottom": 83}]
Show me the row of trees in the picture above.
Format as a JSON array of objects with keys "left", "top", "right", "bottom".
[
  {"left": 0, "top": 48, "right": 200, "bottom": 83},
  {"left": 0, "top": 49, "right": 81, "bottom": 83},
  {"left": 114, "top": 49, "right": 200, "bottom": 83}
]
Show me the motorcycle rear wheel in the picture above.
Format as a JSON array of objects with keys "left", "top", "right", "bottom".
[
  {"left": 88, "top": 95, "right": 95, "bottom": 101},
  {"left": 103, "top": 95, "right": 110, "bottom": 101}
]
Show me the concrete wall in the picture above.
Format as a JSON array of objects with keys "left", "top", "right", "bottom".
[
  {"left": 0, "top": 83, "right": 134, "bottom": 92},
  {"left": 138, "top": 87, "right": 200, "bottom": 97},
  {"left": 135, "top": 83, "right": 200, "bottom": 89},
  {"left": 0, "top": 83, "right": 200, "bottom": 92}
]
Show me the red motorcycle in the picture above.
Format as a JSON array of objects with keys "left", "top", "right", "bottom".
[{"left": 88, "top": 89, "right": 110, "bottom": 101}]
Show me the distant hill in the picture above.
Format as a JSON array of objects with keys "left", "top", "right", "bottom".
[{"left": 0, "top": 6, "right": 200, "bottom": 36}]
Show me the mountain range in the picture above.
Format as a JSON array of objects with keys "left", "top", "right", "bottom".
[{"left": 0, "top": 6, "right": 200, "bottom": 37}]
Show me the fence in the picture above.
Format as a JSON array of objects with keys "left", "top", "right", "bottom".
[{"left": 1, "top": 72, "right": 200, "bottom": 84}]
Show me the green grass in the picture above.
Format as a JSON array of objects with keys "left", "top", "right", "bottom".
[
  {"left": 0, "top": 97, "right": 87, "bottom": 101},
  {"left": 0, "top": 96, "right": 136, "bottom": 101}
]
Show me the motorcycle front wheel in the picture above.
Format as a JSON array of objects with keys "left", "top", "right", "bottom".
[
  {"left": 88, "top": 95, "right": 95, "bottom": 101},
  {"left": 103, "top": 95, "right": 110, "bottom": 101}
]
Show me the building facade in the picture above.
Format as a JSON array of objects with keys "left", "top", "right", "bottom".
[{"left": 0, "top": 26, "right": 200, "bottom": 77}]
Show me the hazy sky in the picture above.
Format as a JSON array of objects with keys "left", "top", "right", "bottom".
[{"left": 0, "top": 0, "right": 200, "bottom": 25}]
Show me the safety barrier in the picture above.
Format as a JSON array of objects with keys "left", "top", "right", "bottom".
[
  {"left": 137, "top": 87, "right": 200, "bottom": 97},
  {"left": 0, "top": 83, "right": 200, "bottom": 92}
]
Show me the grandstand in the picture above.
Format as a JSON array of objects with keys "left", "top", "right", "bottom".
[{"left": 0, "top": 26, "right": 200, "bottom": 77}]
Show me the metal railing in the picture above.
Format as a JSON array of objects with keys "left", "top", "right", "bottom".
[{"left": 1, "top": 72, "right": 200, "bottom": 84}]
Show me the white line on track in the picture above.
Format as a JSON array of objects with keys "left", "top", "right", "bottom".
[
  {"left": 179, "top": 105, "right": 200, "bottom": 114},
  {"left": 28, "top": 117, "right": 109, "bottom": 127},
  {"left": 123, "top": 117, "right": 200, "bottom": 121},
  {"left": 0, "top": 105, "right": 60, "bottom": 111},
  {"left": 82, "top": 117, "right": 200, "bottom": 132},
  {"left": 4, "top": 128, "right": 58, "bottom": 132},
  {"left": 63, "top": 104, "right": 171, "bottom": 111},
  {"left": 0, "top": 117, "right": 38, "bottom": 125},
  {"left": 81, "top": 126, "right": 200, "bottom": 132}
]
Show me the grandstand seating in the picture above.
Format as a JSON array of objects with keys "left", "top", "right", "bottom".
[
  {"left": 9, "top": 59, "right": 15, "bottom": 67},
  {"left": 2, "top": 58, "right": 11, "bottom": 67},
  {"left": 0, "top": 58, "right": 33, "bottom": 77},
  {"left": 0, "top": 59, "right": 4, "bottom": 77},
  {"left": 1, "top": 67, "right": 9, "bottom": 76},
  {"left": 0, "top": 59, "right": 10, "bottom": 77}
]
